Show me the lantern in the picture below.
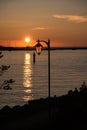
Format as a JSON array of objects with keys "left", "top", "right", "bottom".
[{"left": 35, "top": 40, "right": 43, "bottom": 55}]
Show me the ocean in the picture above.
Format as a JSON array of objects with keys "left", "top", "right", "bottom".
[{"left": 0, "top": 50, "right": 87, "bottom": 108}]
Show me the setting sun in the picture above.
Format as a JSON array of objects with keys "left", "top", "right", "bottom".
[{"left": 25, "top": 37, "right": 31, "bottom": 43}]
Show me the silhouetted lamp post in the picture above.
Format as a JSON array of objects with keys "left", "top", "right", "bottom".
[{"left": 35, "top": 39, "right": 51, "bottom": 98}]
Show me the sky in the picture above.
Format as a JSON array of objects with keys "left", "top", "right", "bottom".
[{"left": 0, "top": 0, "right": 87, "bottom": 47}]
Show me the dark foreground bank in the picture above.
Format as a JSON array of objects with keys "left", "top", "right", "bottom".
[{"left": 0, "top": 85, "right": 87, "bottom": 130}]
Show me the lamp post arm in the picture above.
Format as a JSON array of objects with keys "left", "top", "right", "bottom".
[
  {"left": 36, "top": 39, "right": 50, "bottom": 47},
  {"left": 38, "top": 40, "right": 50, "bottom": 47}
]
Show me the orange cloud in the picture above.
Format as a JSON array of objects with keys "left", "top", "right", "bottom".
[
  {"left": 53, "top": 14, "right": 87, "bottom": 23},
  {"left": 32, "top": 27, "right": 48, "bottom": 30}
]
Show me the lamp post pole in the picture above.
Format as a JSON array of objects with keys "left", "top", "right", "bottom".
[
  {"left": 47, "top": 39, "right": 50, "bottom": 98},
  {"left": 35, "top": 39, "right": 51, "bottom": 98}
]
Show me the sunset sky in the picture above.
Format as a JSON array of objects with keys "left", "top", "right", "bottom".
[{"left": 0, "top": 0, "right": 87, "bottom": 47}]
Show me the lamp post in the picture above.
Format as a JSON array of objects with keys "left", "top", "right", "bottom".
[{"left": 35, "top": 39, "right": 50, "bottom": 98}]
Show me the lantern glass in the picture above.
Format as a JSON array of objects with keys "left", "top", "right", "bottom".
[{"left": 36, "top": 46, "right": 42, "bottom": 55}]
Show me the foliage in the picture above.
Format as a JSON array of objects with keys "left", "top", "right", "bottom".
[{"left": 0, "top": 51, "right": 15, "bottom": 90}]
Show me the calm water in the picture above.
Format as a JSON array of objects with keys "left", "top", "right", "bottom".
[{"left": 0, "top": 50, "right": 87, "bottom": 108}]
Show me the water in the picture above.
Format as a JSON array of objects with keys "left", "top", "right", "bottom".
[{"left": 0, "top": 50, "right": 87, "bottom": 108}]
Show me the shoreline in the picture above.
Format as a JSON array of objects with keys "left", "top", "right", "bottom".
[
  {"left": 0, "top": 86, "right": 87, "bottom": 130},
  {"left": 0, "top": 46, "right": 87, "bottom": 51}
]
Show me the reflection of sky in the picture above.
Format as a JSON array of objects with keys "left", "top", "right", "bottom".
[{"left": 23, "top": 52, "right": 33, "bottom": 101}]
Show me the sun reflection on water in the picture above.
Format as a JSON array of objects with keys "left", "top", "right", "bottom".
[{"left": 23, "top": 52, "right": 33, "bottom": 101}]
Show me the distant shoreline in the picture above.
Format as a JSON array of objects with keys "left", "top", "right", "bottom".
[{"left": 0, "top": 46, "right": 87, "bottom": 51}]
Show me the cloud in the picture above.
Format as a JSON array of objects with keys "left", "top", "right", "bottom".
[
  {"left": 53, "top": 14, "right": 87, "bottom": 23},
  {"left": 32, "top": 27, "right": 48, "bottom": 30}
]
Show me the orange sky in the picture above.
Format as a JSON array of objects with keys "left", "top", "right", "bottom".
[{"left": 0, "top": 0, "right": 87, "bottom": 47}]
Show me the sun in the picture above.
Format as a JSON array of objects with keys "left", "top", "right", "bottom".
[{"left": 25, "top": 37, "right": 31, "bottom": 43}]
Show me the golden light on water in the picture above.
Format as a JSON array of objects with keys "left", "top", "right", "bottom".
[{"left": 23, "top": 52, "right": 33, "bottom": 101}]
